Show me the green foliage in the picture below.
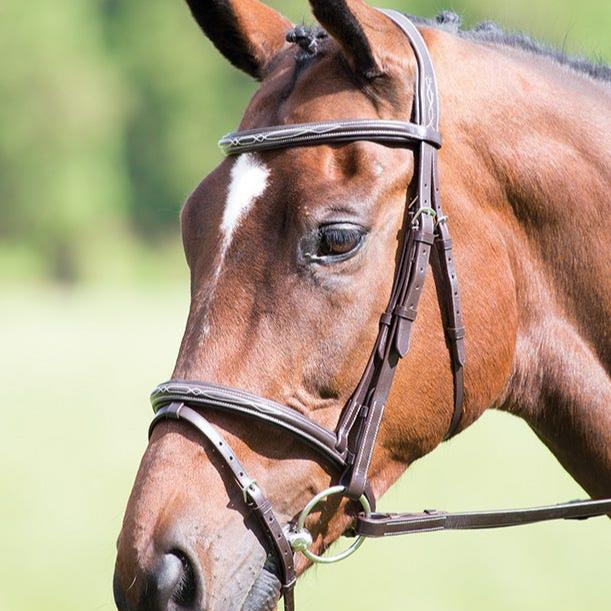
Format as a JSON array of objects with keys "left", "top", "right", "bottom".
[{"left": 0, "top": 1, "right": 608, "bottom": 282}]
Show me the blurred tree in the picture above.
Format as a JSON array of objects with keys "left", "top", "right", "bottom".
[
  {"left": 0, "top": 0, "right": 608, "bottom": 282},
  {"left": 0, "top": 1, "right": 129, "bottom": 281},
  {"left": 100, "top": 0, "right": 258, "bottom": 238}
]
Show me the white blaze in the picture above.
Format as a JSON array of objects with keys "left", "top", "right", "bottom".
[
  {"left": 200, "top": 153, "right": 270, "bottom": 336},
  {"left": 221, "top": 153, "right": 270, "bottom": 247}
]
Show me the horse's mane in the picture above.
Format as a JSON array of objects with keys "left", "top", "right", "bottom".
[
  {"left": 289, "top": 11, "right": 611, "bottom": 83},
  {"left": 424, "top": 11, "right": 610, "bottom": 83}
]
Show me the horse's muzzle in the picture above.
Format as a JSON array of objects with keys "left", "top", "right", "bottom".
[{"left": 113, "top": 546, "right": 204, "bottom": 611}]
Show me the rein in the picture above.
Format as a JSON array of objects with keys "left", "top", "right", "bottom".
[{"left": 148, "top": 10, "right": 611, "bottom": 609}]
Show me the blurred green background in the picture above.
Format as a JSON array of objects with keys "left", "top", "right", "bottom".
[{"left": 0, "top": 1, "right": 609, "bottom": 610}]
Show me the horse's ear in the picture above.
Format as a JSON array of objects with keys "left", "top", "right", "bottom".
[
  {"left": 308, "top": 0, "right": 397, "bottom": 79},
  {"left": 185, "top": 0, "right": 292, "bottom": 80}
]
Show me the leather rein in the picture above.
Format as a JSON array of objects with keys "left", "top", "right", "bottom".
[{"left": 148, "top": 10, "right": 611, "bottom": 610}]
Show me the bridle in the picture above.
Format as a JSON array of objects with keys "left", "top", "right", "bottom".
[{"left": 148, "top": 10, "right": 611, "bottom": 610}]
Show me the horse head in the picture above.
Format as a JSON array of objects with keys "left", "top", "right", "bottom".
[{"left": 114, "top": 1, "right": 611, "bottom": 610}]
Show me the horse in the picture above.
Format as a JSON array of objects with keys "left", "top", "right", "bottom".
[{"left": 113, "top": 1, "right": 611, "bottom": 610}]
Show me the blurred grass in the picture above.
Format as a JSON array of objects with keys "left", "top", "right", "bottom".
[{"left": 0, "top": 287, "right": 609, "bottom": 611}]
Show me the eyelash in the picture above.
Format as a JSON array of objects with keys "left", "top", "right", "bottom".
[
  {"left": 302, "top": 224, "right": 365, "bottom": 265},
  {"left": 318, "top": 227, "right": 363, "bottom": 256}
]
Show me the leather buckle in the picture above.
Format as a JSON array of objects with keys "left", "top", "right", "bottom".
[
  {"left": 241, "top": 478, "right": 259, "bottom": 504},
  {"left": 446, "top": 326, "right": 465, "bottom": 340},
  {"left": 379, "top": 312, "right": 393, "bottom": 327},
  {"left": 394, "top": 305, "right": 416, "bottom": 321},
  {"left": 411, "top": 227, "right": 436, "bottom": 245},
  {"left": 435, "top": 236, "right": 453, "bottom": 251}
]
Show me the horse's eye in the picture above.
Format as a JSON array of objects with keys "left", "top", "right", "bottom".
[{"left": 314, "top": 224, "right": 364, "bottom": 260}]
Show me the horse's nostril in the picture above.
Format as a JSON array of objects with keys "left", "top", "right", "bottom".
[
  {"left": 155, "top": 551, "right": 198, "bottom": 608},
  {"left": 113, "top": 571, "right": 128, "bottom": 610},
  {"left": 170, "top": 551, "right": 197, "bottom": 607}
]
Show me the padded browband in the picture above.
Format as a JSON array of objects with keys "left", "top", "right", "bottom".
[
  {"left": 151, "top": 381, "right": 348, "bottom": 468},
  {"left": 219, "top": 119, "right": 441, "bottom": 156}
]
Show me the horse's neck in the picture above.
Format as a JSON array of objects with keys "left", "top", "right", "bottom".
[
  {"left": 489, "top": 63, "right": 608, "bottom": 363},
  {"left": 440, "top": 36, "right": 610, "bottom": 364},
  {"left": 437, "top": 35, "right": 611, "bottom": 498}
]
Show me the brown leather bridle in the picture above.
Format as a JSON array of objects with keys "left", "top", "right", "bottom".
[{"left": 148, "top": 10, "right": 611, "bottom": 610}]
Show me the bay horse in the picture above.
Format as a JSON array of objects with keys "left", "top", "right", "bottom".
[{"left": 114, "top": 1, "right": 611, "bottom": 610}]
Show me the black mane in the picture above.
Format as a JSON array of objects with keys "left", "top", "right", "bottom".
[
  {"left": 424, "top": 11, "right": 610, "bottom": 83},
  {"left": 289, "top": 11, "right": 610, "bottom": 83}
]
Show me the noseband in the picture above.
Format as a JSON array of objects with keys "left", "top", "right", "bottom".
[{"left": 148, "top": 10, "right": 611, "bottom": 610}]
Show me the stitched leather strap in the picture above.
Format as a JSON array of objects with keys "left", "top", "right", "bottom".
[
  {"left": 151, "top": 381, "right": 348, "bottom": 469},
  {"left": 429, "top": 136, "right": 465, "bottom": 439},
  {"left": 355, "top": 499, "right": 611, "bottom": 537},
  {"left": 340, "top": 11, "right": 463, "bottom": 499},
  {"left": 219, "top": 119, "right": 441, "bottom": 155}
]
